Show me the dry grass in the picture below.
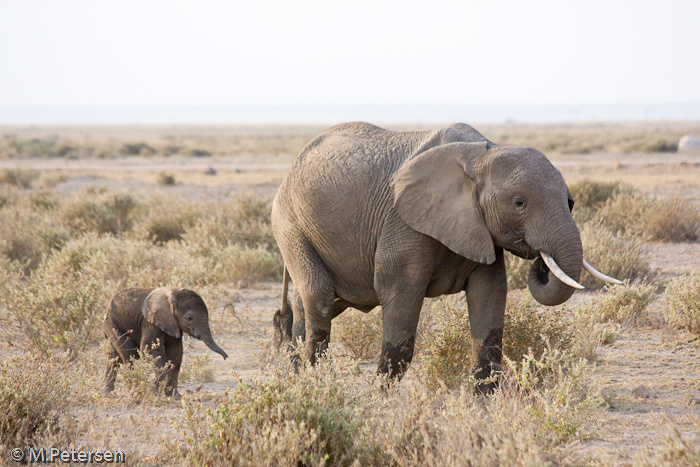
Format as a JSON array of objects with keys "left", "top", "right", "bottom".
[
  {"left": 0, "top": 167, "right": 39, "bottom": 188},
  {"left": 0, "top": 353, "right": 71, "bottom": 448},
  {"left": 418, "top": 291, "right": 598, "bottom": 391},
  {"left": 0, "top": 125, "right": 323, "bottom": 159},
  {"left": 333, "top": 308, "right": 383, "bottom": 360},
  {"left": 664, "top": 271, "right": 700, "bottom": 335},
  {"left": 0, "top": 187, "right": 281, "bottom": 356},
  {"left": 175, "top": 346, "right": 600, "bottom": 466},
  {"left": 2, "top": 122, "right": 700, "bottom": 465},
  {"left": 579, "top": 220, "right": 653, "bottom": 289},
  {"left": 582, "top": 283, "right": 656, "bottom": 324},
  {"left": 596, "top": 191, "right": 700, "bottom": 242}
]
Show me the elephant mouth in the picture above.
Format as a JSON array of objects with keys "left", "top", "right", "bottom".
[{"left": 504, "top": 240, "right": 538, "bottom": 260}]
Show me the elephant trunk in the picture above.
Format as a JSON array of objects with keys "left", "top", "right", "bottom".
[
  {"left": 527, "top": 221, "right": 583, "bottom": 306},
  {"left": 200, "top": 328, "right": 228, "bottom": 360}
]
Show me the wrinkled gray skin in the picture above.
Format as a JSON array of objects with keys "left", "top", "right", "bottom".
[
  {"left": 103, "top": 287, "right": 228, "bottom": 398},
  {"left": 272, "top": 122, "right": 583, "bottom": 391}
]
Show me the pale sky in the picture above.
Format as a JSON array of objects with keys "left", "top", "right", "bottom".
[{"left": 1, "top": 0, "right": 699, "bottom": 110}]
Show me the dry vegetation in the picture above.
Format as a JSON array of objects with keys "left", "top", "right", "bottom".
[{"left": 1, "top": 122, "right": 700, "bottom": 465}]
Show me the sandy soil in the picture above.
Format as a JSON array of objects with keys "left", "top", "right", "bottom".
[{"left": 4, "top": 124, "right": 700, "bottom": 465}]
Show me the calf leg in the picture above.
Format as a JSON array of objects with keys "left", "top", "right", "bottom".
[
  {"left": 104, "top": 347, "right": 121, "bottom": 394},
  {"left": 164, "top": 340, "right": 183, "bottom": 398}
]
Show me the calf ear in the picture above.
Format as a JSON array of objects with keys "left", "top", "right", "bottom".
[{"left": 142, "top": 287, "right": 181, "bottom": 338}]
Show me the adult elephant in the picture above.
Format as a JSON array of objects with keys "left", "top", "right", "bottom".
[{"left": 272, "top": 122, "right": 619, "bottom": 390}]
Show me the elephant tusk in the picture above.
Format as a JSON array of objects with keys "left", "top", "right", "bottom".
[
  {"left": 540, "top": 252, "right": 585, "bottom": 290},
  {"left": 583, "top": 259, "right": 623, "bottom": 285}
]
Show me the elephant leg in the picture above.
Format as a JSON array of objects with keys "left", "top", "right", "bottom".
[
  {"left": 466, "top": 247, "right": 507, "bottom": 394},
  {"left": 377, "top": 289, "right": 425, "bottom": 380},
  {"left": 104, "top": 346, "right": 121, "bottom": 394},
  {"left": 142, "top": 338, "right": 170, "bottom": 393},
  {"left": 164, "top": 340, "right": 183, "bottom": 398},
  {"left": 106, "top": 326, "right": 140, "bottom": 366},
  {"left": 300, "top": 288, "right": 335, "bottom": 366},
  {"left": 292, "top": 265, "right": 336, "bottom": 365}
]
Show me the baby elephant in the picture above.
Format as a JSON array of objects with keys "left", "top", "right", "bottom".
[{"left": 103, "top": 287, "right": 228, "bottom": 398}]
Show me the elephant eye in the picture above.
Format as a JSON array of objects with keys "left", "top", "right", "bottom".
[
  {"left": 185, "top": 314, "right": 194, "bottom": 322},
  {"left": 513, "top": 197, "right": 525, "bottom": 208}
]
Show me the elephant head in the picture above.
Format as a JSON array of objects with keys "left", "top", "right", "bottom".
[
  {"left": 393, "top": 140, "right": 618, "bottom": 306},
  {"left": 142, "top": 287, "right": 228, "bottom": 359}
]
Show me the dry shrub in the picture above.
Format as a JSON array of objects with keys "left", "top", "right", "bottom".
[
  {"left": 595, "top": 190, "right": 652, "bottom": 237},
  {"left": 644, "top": 196, "right": 700, "bottom": 242},
  {"left": 419, "top": 301, "right": 472, "bottom": 390},
  {"left": 157, "top": 172, "right": 176, "bottom": 186},
  {"left": 139, "top": 197, "right": 201, "bottom": 244},
  {"left": 41, "top": 233, "right": 171, "bottom": 287},
  {"left": 569, "top": 179, "right": 630, "bottom": 211},
  {"left": 180, "top": 354, "right": 215, "bottom": 383},
  {"left": 597, "top": 191, "right": 700, "bottom": 242},
  {"left": 0, "top": 269, "right": 110, "bottom": 355},
  {"left": 0, "top": 167, "right": 39, "bottom": 188},
  {"left": 333, "top": 308, "right": 382, "bottom": 360},
  {"left": 569, "top": 179, "right": 633, "bottom": 224},
  {"left": 144, "top": 214, "right": 185, "bottom": 243},
  {"left": 183, "top": 195, "right": 276, "bottom": 249},
  {"left": 0, "top": 353, "right": 70, "bottom": 448},
  {"left": 505, "top": 252, "right": 530, "bottom": 289},
  {"left": 664, "top": 271, "right": 700, "bottom": 335},
  {"left": 583, "top": 283, "right": 655, "bottom": 324},
  {"left": 177, "top": 348, "right": 599, "bottom": 466},
  {"left": 645, "top": 419, "right": 700, "bottom": 466},
  {"left": 121, "top": 142, "right": 156, "bottom": 156},
  {"left": 60, "top": 190, "right": 139, "bottom": 235},
  {"left": 117, "top": 344, "right": 177, "bottom": 404},
  {"left": 0, "top": 194, "right": 69, "bottom": 273},
  {"left": 178, "top": 358, "right": 381, "bottom": 466},
  {"left": 579, "top": 221, "right": 653, "bottom": 289},
  {"left": 419, "top": 292, "right": 596, "bottom": 390},
  {"left": 187, "top": 242, "right": 281, "bottom": 288}
]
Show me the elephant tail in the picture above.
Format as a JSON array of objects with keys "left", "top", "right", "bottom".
[
  {"left": 281, "top": 265, "right": 290, "bottom": 317},
  {"left": 273, "top": 265, "right": 293, "bottom": 349}
]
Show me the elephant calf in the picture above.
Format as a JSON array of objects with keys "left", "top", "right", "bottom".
[{"left": 103, "top": 287, "right": 228, "bottom": 398}]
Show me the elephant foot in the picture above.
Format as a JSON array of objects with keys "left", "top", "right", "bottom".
[
  {"left": 378, "top": 337, "right": 415, "bottom": 381},
  {"left": 472, "top": 327, "right": 503, "bottom": 395},
  {"left": 102, "top": 388, "right": 118, "bottom": 399}
]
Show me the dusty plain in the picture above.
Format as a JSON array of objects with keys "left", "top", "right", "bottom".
[{"left": 2, "top": 121, "right": 700, "bottom": 465}]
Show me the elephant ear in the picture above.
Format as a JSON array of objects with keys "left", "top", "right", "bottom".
[
  {"left": 392, "top": 142, "right": 495, "bottom": 264},
  {"left": 142, "top": 287, "right": 182, "bottom": 338}
]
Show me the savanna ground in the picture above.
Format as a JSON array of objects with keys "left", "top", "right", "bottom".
[{"left": 2, "top": 121, "right": 700, "bottom": 465}]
